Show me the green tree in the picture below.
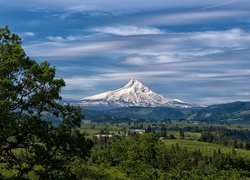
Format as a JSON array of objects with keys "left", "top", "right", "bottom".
[
  {"left": 0, "top": 26, "right": 93, "bottom": 178},
  {"left": 179, "top": 129, "right": 185, "bottom": 140},
  {"left": 160, "top": 124, "right": 167, "bottom": 138},
  {"left": 145, "top": 125, "right": 152, "bottom": 133}
]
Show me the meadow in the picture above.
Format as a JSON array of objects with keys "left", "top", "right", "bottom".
[{"left": 162, "top": 139, "right": 250, "bottom": 160}]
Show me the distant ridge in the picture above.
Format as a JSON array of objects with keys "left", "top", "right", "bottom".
[
  {"left": 75, "top": 79, "right": 195, "bottom": 108},
  {"left": 84, "top": 101, "right": 250, "bottom": 123}
]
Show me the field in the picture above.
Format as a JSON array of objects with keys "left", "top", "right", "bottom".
[
  {"left": 79, "top": 121, "right": 250, "bottom": 161},
  {"left": 162, "top": 139, "right": 250, "bottom": 160},
  {"left": 167, "top": 131, "right": 201, "bottom": 139}
]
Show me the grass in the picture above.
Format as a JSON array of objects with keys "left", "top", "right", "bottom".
[
  {"left": 80, "top": 124, "right": 125, "bottom": 136},
  {"left": 227, "top": 124, "right": 250, "bottom": 129},
  {"left": 162, "top": 139, "right": 250, "bottom": 160},
  {"left": 167, "top": 131, "right": 201, "bottom": 139}
]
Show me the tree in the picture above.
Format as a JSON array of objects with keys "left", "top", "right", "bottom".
[
  {"left": 179, "top": 129, "right": 185, "bottom": 140},
  {"left": 0, "top": 26, "right": 93, "bottom": 178},
  {"left": 169, "top": 134, "right": 176, "bottom": 139},
  {"left": 145, "top": 125, "right": 152, "bottom": 133},
  {"left": 160, "top": 124, "right": 167, "bottom": 138}
]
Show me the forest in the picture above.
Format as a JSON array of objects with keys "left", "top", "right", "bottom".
[{"left": 1, "top": 27, "right": 250, "bottom": 179}]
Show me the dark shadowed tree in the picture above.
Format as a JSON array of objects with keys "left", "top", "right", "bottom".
[
  {"left": 179, "top": 129, "right": 185, "bottom": 140},
  {"left": 0, "top": 26, "right": 93, "bottom": 178}
]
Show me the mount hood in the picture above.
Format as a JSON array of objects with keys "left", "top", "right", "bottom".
[{"left": 76, "top": 79, "right": 195, "bottom": 108}]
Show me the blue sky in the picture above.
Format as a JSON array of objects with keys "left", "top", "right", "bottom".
[{"left": 2, "top": 0, "right": 250, "bottom": 105}]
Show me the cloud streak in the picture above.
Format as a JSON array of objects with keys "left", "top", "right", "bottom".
[
  {"left": 21, "top": 32, "right": 35, "bottom": 37},
  {"left": 25, "top": 28, "right": 250, "bottom": 59},
  {"left": 92, "top": 25, "right": 165, "bottom": 36},
  {"left": 46, "top": 35, "right": 78, "bottom": 42},
  {"left": 122, "top": 54, "right": 180, "bottom": 65},
  {"left": 135, "top": 11, "right": 248, "bottom": 26}
]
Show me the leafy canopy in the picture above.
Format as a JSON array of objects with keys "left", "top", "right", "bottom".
[{"left": 0, "top": 26, "right": 92, "bottom": 179}]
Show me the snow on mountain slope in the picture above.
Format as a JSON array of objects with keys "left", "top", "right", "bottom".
[{"left": 76, "top": 79, "right": 194, "bottom": 108}]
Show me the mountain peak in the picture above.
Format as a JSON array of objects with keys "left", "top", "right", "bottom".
[
  {"left": 130, "top": 79, "right": 140, "bottom": 83},
  {"left": 129, "top": 78, "right": 138, "bottom": 84},
  {"left": 77, "top": 79, "right": 194, "bottom": 108},
  {"left": 124, "top": 79, "right": 144, "bottom": 89}
]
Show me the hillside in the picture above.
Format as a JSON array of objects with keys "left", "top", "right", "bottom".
[{"left": 84, "top": 101, "right": 250, "bottom": 123}]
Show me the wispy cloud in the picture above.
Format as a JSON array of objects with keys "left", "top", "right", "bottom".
[
  {"left": 62, "top": 70, "right": 177, "bottom": 93},
  {"left": 190, "top": 28, "right": 250, "bottom": 48},
  {"left": 46, "top": 35, "right": 78, "bottom": 42},
  {"left": 122, "top": 54, "right": 179, "bottom": 65},
  {"left": 25, "top": 39, "right": 135, "bottom": 57},
  {"left": 135, "top": 11, "right": 248, "bottom": 26},
  {"left": 92, "top": 25, "right": 165, "bottom": 36},
  {"left": 25, "top": 28, "right": 250, "bottom": 59},
  {"left": 66, "top": 4, "right": 99, "bottom": 12},
  {"left": 200, "top": 0, "right": 244, "bottom": 10},
  {"left": 21, "top": 32, "right": 35, "bottom": 37}
]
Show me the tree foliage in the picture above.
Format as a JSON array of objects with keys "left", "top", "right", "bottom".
[
  {"left": 0, "top": 26, "right": 93, "bottom": 178},
  {"left": 89, "top": 133, "right": 250, "bottom": 179}
]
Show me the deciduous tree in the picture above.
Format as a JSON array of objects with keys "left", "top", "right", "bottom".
[{"left": 0, "top": 26, "right": 92, "bottom": 178}]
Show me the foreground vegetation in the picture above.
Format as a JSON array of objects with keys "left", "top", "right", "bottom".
[
  {"left": 1, "top": 132, "right": 250, "bottom": 179},
  {"left": 0, "top": 26, "right": 93, "bottom": 179},
  {"left": 1, "top": 27, "right": 250, "bottom": 179},
  {"left": 90, "top": 133, "right": 250, "bottom": 179},
  {"left": 2, "top": 118, "right": 250, "bottom": 179}
]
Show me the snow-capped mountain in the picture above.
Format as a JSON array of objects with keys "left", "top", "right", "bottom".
[{"left": 76, "top": 79, "right": 194, "bottom": 108}]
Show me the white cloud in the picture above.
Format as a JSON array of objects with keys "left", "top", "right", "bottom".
[
  {"left": 63, "top": 70, "right": 177, "bottom": 89},
  {"left": 175, "top": 49, "right": 224, "bottom": 57},
  {"left": 200, "top": 0, "right": 241, "bottom": 10},
  {"left": 21, "top": 32, "right": 35, "bottom": 37},
  {"left": 24, "top": 28, "right": 250, "bottom": 63},
  {"left": 52, "top": 4, "right": 103, "bottom": 19},
  {"left": 123, "top": 56, "right": 147, "bottom": 65},
  {"left": 25, "top": 28, "right": 250, "bottom": 60},
  {"left": 122, "top": 54, "right": 179, "bottom": 65},
  {"left": 25, "top": 39, "right": 135, "bottom": 57},
  {"left": 190, "top": 28, "right": 250, "bottom": 48},
  {"left": 66, "top": 4, "right": 99, "bottom": 12},
  {"left": 92, "top": 25, "right": 165, "bottom": 36},
  {"left": 46, "top": 35, "right": 78, "bottom": 42},
  {"left": 136, "top": 11, "right": 247, "bottom": 26},
  {"left": 63, "top": 77, "right": 100, "bottom": 90}
]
